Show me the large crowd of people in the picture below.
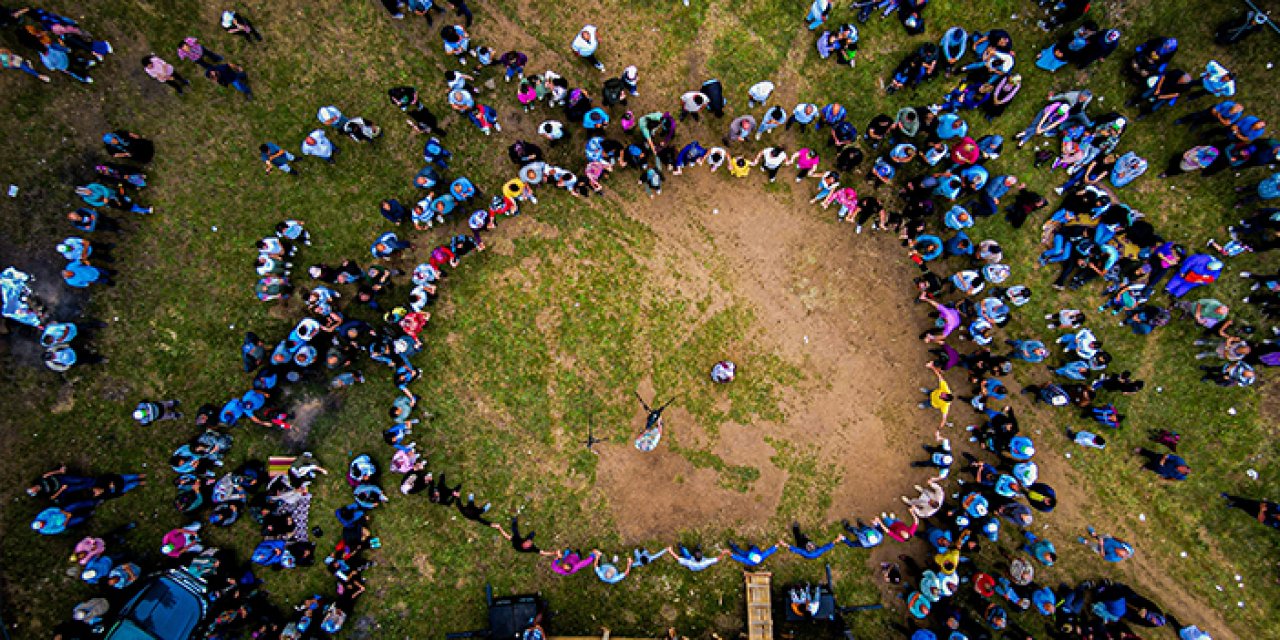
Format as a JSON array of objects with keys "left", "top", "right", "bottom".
[{"left": 5, "top": 1, "right": 1278, "bottom": 639}]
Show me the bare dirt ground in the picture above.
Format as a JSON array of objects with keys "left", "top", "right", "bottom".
[{"left": 594, "top": 172, "right": 940, "bottom": 541}]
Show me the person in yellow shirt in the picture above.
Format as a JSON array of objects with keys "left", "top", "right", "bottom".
[
  {"left": 727, "top": 155, "right": 753, "bottom": 178},
  {"left": 918, "top": 361, "right": 953, "bottom": 428}
]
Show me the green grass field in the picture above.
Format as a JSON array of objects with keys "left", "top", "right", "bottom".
[{"left": 1, "top": 0, "right": 1278, "bottom": 638}]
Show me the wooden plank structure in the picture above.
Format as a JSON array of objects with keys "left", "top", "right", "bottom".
[{"left": 744, "top": 571, "right": 773, "bottom": 640}]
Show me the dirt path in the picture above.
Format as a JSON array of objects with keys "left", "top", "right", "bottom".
[{"left": 593, "top": 171, "right": 941, "bottom": 541}]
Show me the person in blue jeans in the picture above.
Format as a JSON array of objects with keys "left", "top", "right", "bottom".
[
  {"left": 206, "top": 62, "right": 252, "bottom": 99},
  {"left": 26, "top": 466, "right": 97, "bottom": 502},
  {"left": 1006, "top": 339, "right": 1048, "bottom": 363},
  {"left": 32, "top": 500, "right": 100, "bottom": 535},
  {"left": 1021, "top": 531, "right": 1056, "bottom": 566}
]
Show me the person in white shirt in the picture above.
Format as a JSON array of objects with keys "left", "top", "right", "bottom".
[
  {"left": 571, "top": 25, "right": 605, "bottom": 72},
  {"left": 748, "top": 80, "right": 775, "bottom": 108},
  {"left": 678, "top": 91, "right": 708, "bottom": 121}
]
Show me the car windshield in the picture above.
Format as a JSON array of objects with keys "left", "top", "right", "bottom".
[{"left": 124, "top": 577, "right": 201, "bottom": 639}]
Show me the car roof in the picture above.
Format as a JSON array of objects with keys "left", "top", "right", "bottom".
[{"left": 107, "top": 575, "right": 205, "bottom": 640}]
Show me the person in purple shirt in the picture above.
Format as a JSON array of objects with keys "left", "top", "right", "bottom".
[
  {"left": 550, "top": 548, "right": 596, "bottom": 575},
  {"left": 1135, "top": 448, "right": 1189, "bottom": 480},
  {"left": 919, "top": 294, "right": 961, "bottom": 344},
  {"left": 727, "top": 541, "right": 778, "bottom": 567}
]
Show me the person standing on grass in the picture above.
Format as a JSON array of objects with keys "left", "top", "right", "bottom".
[
  {"left": 1077, "top": 526, "right": 1132, "bottom": 562},
  {"left": 781, "top": 523, "right": 843, "bottom": 559},
  {"left": 678, "top": 90, "right": 708, "bottom": 122},
  {"left": 591, "top": 552, "right": 633, "bottom": 584},
  {"left": 572, "top": 25, "right": 605, "bottom": 72},
  {"left": 726, "top": 541, "right": 778, "bottom": 568},
  {"left": 103, "top": 131, "right": 154, "bottom": 164},
  {"left": 550, "top": 548, "right": 596, "bottom": 575},
  {"left": 1133, "top": 448, "right": 1190, "bottom": 480},
  {"left": 260, "top": 143, "right": 298, "bottom": 176},
  {"left": 177, "top": 37, "right": 222, "bottom": 70},
  {"left": 220, "top": 10, "right": 263, "bottom": 43},
  {"left": 1, "top": 48, "right": 50, "bottom": 82},
  {"left": 918, "top": 362, "right": 953, "bottom": 429},
  {"left": 206, "top": 62, "right": 252, "bottom": 100},
  {"left": 142, "top": 54, "right": 188, "bottom": 94},
  {"left": 1220, "top": 494, "right": 1280, "bottom": 529},
  {"left": 302, "top": 130, "right": 336, "bottom": 163},
  {"left": 492, "top": 517, "right": 554, "bottom": 555},
  {"left": 32, "top": 501, "right": 101, "bottom": 535}
]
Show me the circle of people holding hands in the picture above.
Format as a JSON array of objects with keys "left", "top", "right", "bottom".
[{"left": 9, "top": 1, "right": 1280, "bottom": 639}]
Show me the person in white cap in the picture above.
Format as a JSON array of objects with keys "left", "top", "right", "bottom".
[
  {"left": 220, "top": 10, "right": 262, "bottom": 43},
  {"left": 572, "top": 25, "right": 605, "bottom": 72},
  {"left": 620, "top": 65, "right": 639, "bottom": 96},
  {"left": 133, "top": 399, "right": 182, "bottom": 426}
]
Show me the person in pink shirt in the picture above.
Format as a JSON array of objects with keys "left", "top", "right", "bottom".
[
  {"left": 550, "top": 548, "right": 596, "bottom": 575},
  {"left": 790, "top": 148, "right": 821, "bottom": 181},
  {"left": 161, "top": 522, "right": 203, "bottom": 557},
  {"left": 821, "top": 186, "right": 859, "bottom": 221},
  {"left": 142, "top": 54, "right": 189, "bottom": 94},
  {"left": 873, "top": 512, "right": 919, "bottom": 542}
]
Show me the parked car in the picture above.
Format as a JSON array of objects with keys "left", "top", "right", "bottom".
[{"left": 104, "top": 569, "right": 208, "bottom": 640}]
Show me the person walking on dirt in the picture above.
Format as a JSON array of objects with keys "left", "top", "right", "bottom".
[{"left": 572, "top": 25, "right": 605, "bottom": 72}]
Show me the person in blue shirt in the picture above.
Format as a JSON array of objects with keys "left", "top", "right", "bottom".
[
  {"left": 62, "top": 262, "right": 108, "bottom": 288},
  {"left": 1135, "top": 448, "right": 1190, "bottom": 480},
  {"left": 31, "top": 500, "right": 99, "bottom": 535},
  {"left": 259, "top": 142, "right": 296, "bottom": 175},
  {"left": 1005, "top": 339, "right": 1048, "bottom": 362},
  {"left": 975, "top": 175, "right": 1019, "bottom": 216},
  {"left": 370, "top": 231, "right": 410, "bottom": 260},
  {"left": 422, "top": 137, "right": 452, "bottom": 169},
  {"left": 1175, "top": 99, "right": 1242, "bottom": 130},
  {"left": 726, "top": 541, "right": 778, "bottom": 567},
  {"left": 591, "top": 552, "right": 632, "bottom": 584},
  {"left": 1078, "top": 525, "right": 1133, "bottom": 562},
  {"left": 1233, "top": 114, "right": 1267, "bottom": 143},
  {"left": 840, "top": 519, "right": 884, "bottom": 548},
  {"left": 301, "top": 130, "right": 336, "bottom": 163},
  {"left": 780, "top": 523, "right": 842, "bottom": 559},
  {"left": 1021, "top": 531, "right": 1057, "bottom": 566},
  {"left": 66, "top": 208, "right": 100, "bottom": 232}
]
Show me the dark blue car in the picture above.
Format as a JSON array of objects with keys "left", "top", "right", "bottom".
[{"left": 104, "top": 569, "right": 208, "bottom": 640}]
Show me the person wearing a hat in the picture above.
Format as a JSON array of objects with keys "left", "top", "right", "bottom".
[
  {"left": 132, "top": 399, "right": 182, "bottom": 426},
  {"left": 571, "top": 25, "right": 604, "bottom": 72},
  {"left": 32, "top": 501, "right": 100, "bottom": 535}
]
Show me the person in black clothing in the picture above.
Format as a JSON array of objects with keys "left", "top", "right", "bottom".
[
  {"left": 457, "top": 494, "right": 491, "bottom": 525},
  {"left": 388, "top": 86, "right": 446, "bottom": 136},
  {"left": 447, "top": 0, "right": 474, "bottom": 27},
  {"left": 700, "top": 79, "right": 726, "bottom": 118},
  {"left": 508, "top": 140, "right": 544, "bottom": 165},
  {"left": 427, "top": 472, "right": 460, "bottom": 506},
  {"left": 492, "top": 516, "right": 554, "bottom": 555},
  {"left": 1221, "top": 494, "right": 1280, "bottom": 528}
]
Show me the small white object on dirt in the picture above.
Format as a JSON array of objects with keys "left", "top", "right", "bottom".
[
  {"left": 1228, "top": 407, "right": 1237, "bottom": 415},
  {"left": 803, "top": 335, "right": 809, "bottom": 344},
  {"left": 1247, "top": 469, "right": 1259, "bottom": 480},
  {"left": 1064, "top": 452, "right": 1072, "bottom": 459},
  {"left": 1156, "top": 386, "right": 1163, "bottom": 392},
  {"left": 712, "top": 208, "right": 719, "bottom": 215},
  {"left": 1180, "top": 551, "right": 1188, "bottom": 557},
  {"left": 211, "top": 226, "right": 219, "bottom": 232},
  {"left": 1138, "top": 513, "right": 1146, "bottom": 522}
]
